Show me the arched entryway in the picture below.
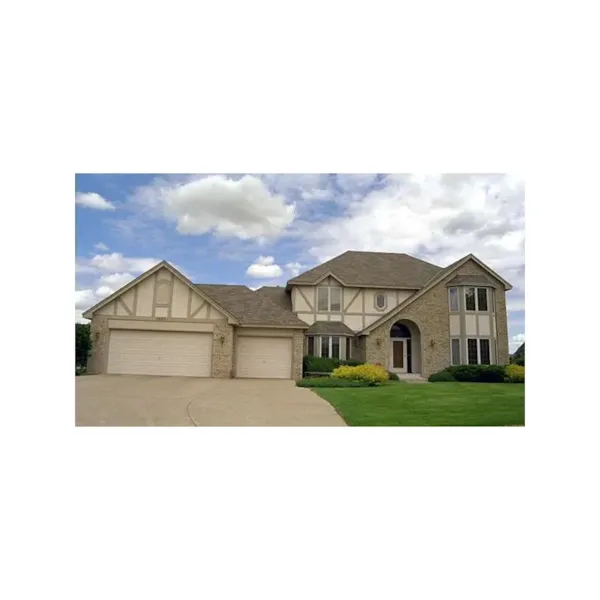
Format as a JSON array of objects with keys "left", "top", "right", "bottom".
[{"left": 389, "top": 319, "right": 421, "bottom": 374}]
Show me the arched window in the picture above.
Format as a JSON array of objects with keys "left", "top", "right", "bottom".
[{"left": 390, "top": 323, "right": 411, "bottom": 338}]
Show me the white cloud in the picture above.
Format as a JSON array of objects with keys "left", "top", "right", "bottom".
[
  {"left": 246, "top": 256, "right": 283, "bottom": 278},
  {"left": 94, "top": 242, "right": 109, "bottom": 251},
  {"left": 300, "top": 188, "right": 331, "bottom": 201},
  {"left": 285, "top": 262, "right": 307, "bottom": 276},
  {"left": 95, "top": 286, "right": 113, "bottom": 296},
  {"left": 76, "top": 192, "right": 116, "bottom": 211},
  {"left": 98, "top": 272, "right": 135, "bottom": 289},
  {"left": 131, "top": 174, "right": 295, "bottom": 240},
  {"left": 88, "top": 252, "right": 160, "bottom": 273},
  {"left": 301, "top": 173, "right": 524, "bottom": 289},
  {"left": 509, "top": 333, "right": 525, "bottom": 353}
]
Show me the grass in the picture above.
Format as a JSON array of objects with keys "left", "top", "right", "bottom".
[
  {"left": 297, "top": 377, "right": 372, "bottom": 388},
  {"left": 311, "top": 382, "right": 525, "bottom": 426}
]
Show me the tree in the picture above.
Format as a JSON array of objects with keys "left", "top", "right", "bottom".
[
  {"left": 510, "top": 342, "right": 525, "bottom": 366},
  {"left": 76, "top": 323, "right": 91, "bottom": 368}
]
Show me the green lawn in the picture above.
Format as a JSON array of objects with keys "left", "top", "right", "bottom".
[{"left": 312, "top": 382, "right": 525, "bottom": 426}]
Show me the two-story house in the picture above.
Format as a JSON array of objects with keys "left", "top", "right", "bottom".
[{"left": 83, "top": 250, "right": 511, "bottom": 380}]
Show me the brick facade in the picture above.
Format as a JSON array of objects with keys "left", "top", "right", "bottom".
[{"left": 364, "top": 259, "right": 510, "bottom": 378}]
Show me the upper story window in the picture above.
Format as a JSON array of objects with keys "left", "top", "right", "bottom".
[
  {"left": 465, "top": 287, "right": 489, "bottom": 311},
  {"left": 375, "top": 293, "right": 386, "bottom": 310},
  {"left": 448, "top": 287, "right": 459, "bottom": 312},
  {"left": 317, "top": 286, "right": 341, "bottom": 312}
]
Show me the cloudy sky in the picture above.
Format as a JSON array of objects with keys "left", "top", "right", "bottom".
[{"left": 75, "top": 173, "right": 525, "bottom": 351}]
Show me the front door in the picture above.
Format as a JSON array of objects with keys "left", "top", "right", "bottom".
[{"left": 392, "top": 340, "right": 407, "bottom": 372}]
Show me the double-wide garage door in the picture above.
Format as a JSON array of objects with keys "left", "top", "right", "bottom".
[
  {"left": 236, "top": 336, "right": 292, "bottom": 379},
  {"left": 107, "top": 330, "right": 212, "bottom": 377}
]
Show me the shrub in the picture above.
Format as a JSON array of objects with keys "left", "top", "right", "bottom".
[
  {"left": 446, "top": 365, "right": 506, "bottom": 383},
  {"left": 302, "top": 356, "right": 364, "bottom": 375},
  {"left": 428, "top": 370, "right": 456, "bottom": 382},
  {"left": 387, "top": 371, "right": 399, "bottom": 381},
  {"left": 332, "top": 363, "right": 389, "bottom": 386},
  {"left": 505, "top": 364, "right": 525, "bottom": 383},
  {"left": 297, "top": 378, "right": 370, "bottom": 388}
]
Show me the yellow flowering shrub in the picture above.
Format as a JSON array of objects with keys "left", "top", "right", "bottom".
[
  {"left": 331, "top": 363, "right": 389, "bottom": 386},
  {"left": 505, "top": 364, "right": 525, "bottom": 383}
]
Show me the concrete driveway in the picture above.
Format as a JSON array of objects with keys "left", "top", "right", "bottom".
[{"left": 76, "top": 375, "right": 346, "bottom": 427}]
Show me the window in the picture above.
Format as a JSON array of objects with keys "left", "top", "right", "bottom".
[
  {"left": 375, "top": 293, "right": 386, "bottom": 310},
  {"left": 317, "top": 286, "right": 341, "bottom": 311},
  {"left": 467, "top": 339, "right": 478, "bottom": 364},
  {"left": 331, "top": 336, "right": 340, "bottom": 359},
  {"left": 466, "top": 287, "right": 489, "bottom": 311},
  {"left": 317, "top": 288, "right": 328, "bottom": 311},
  {"left": 477, "top": 288, "right": 488, "bottom": 311},
  {"left": 346, "top": 337, "right": 351, "bottom": 359},
  {"left": 451, "top": 338, "right": 461, "bottom": 365},
  {"left": 314, "top": 335, "right": 345, "bottom": 359},
  {"left": 465, "top": 288, "right": 476, "bottom": 311},
  {"left": 467, "top": 338, "right": 492, "bottom": 365},
  {"left": 331, "top": 287, "right": 341, "bottom": 311},
  {"left": 479, "top": 339, "right": 490, "bottom": 365},
  {"left": 449, "top": 287, "right": 459, "bottom": 312},
  {"left": 307, "top": 336, "right": 315, "bottom": 356}
]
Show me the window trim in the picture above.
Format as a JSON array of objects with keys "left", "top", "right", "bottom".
[
  {"left": 448, "top": 287, "right": 459, "bottom": 312},
  {"left": 374, "top": 292, "right": 387, "bottom": 311},
  {"left": 317, "top": 286, "right": 342, "bottom": 312},
  {"left": 450, "top": 338, "right": 461, "bottom": 365},
  {"left": 465, "top": 287, "right": 490, "bottom": 312},
  {"left": 309, "top": 335, "right": 348, "bottom": 359},
  {"left": 466, "top": 338, "right": 492, "bottom": 365}
]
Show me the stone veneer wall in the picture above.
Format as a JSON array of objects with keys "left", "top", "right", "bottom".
[
  {"left": 365, "top": 259, "right": 511, "bottom": 377},
  {"left": 211, "top": 323, "right": 234, "bottom": 378},
  {"left": 88, "top": 315, "right": 110, "bottom": 374},
  {"left": 292, "top": 330, "right": 305, "bottom": 381}
]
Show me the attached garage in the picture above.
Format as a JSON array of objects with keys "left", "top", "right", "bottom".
[
  {"left": 107, "top": 330, "right": 213, "bottom": 377},
  {"left": 236, "top": 336, "right": 293, "bottom": 379}
]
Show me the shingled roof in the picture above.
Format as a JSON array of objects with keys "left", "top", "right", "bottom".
[
  {"left": 253, "top": 286, "right": 293, "bottom": 311},
  {"left": 196, "top": 284, "right": 307, "bottom": 328},
  {"left": 286, "top": 251, "right": 442, "bottom": 289},
  {"left": 306, "top": 321, "right": 356, "bottom": 336}
]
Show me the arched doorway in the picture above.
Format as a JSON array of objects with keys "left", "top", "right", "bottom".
[{"left": 389, "top": 319, "right": 421, "bottom": 374}]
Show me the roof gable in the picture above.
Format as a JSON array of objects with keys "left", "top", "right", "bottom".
[
  {"left": 287, "top": 251, "right": 442, "bottom": 289},
  {"left": 359, "top": 254, "right": 512, "bottom": 334},
  {"left": 82, "top": 261, "right": 239, "bottom": 323}
]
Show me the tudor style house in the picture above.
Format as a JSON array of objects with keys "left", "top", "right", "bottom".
[{"left": 83, "top": 250, "right": 511, "bottom": 380}]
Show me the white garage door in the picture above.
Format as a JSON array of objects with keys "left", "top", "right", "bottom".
[
  {"left": 236, "top": 336, "right": 292, "bottom": 379},
  {"left": 107, "top": 330, "right": 212, "bottom": 377}
]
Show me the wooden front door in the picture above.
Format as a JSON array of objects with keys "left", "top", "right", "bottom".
[{"left": 393, "top": 340, "right": 404, "bottom": 369}]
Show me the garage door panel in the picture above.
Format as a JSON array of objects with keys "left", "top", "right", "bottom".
[
  {"left": 236, "top": 336, "right": 292, "bottom": 379},
  {"left": 107, "top": 330, "right": 212, "bottom": 377}
]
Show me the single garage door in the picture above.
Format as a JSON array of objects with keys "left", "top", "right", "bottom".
[
  {"left": 236, "top": 336, "right": 292, "bottom": 379},
  {"left": 107, "top": 330, "right": 212, "bottom": 377}
]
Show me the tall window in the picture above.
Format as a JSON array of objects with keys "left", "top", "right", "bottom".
[
  {"left": 307, "top": 336, "right": 315, "bottom": 355},
  {"left": 465, "top": 288, "right": 476, "bottom": 311},
  {"left": 477, "top": 288, "right": 488, "bottom": 311},
  {"left": 467, "top": 338, "right": 492, "bottom": 365},
  {"left": 467, "top": 339, "right": 479, "bottom": 364},
  {"left": 346, "top": 338, "right": 351, "bottom": 359},
  {"left": 451, "top": 338, "right": 461, "bottom": 365},
  {"left": 480, "top": 339, "right": 490, "bottom": 365},
  {"left": 466, "top": 287, "right": 489, "bottom": 311},
  {"left": 321, "top": 336, "right": 330, "bottom": 357},
  {"left": 331, "top": 336, "right": 340, "bottom": 360},
  {"left": 317, "top": 287, "right": 341, "bottom": 311},
  {"left": 449, "top": 287, "right": 459, "bottom": 312}
]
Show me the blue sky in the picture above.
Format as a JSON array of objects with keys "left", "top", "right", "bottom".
[{"left": 75, "top": 173, "right": 525, "bottom": 351}]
